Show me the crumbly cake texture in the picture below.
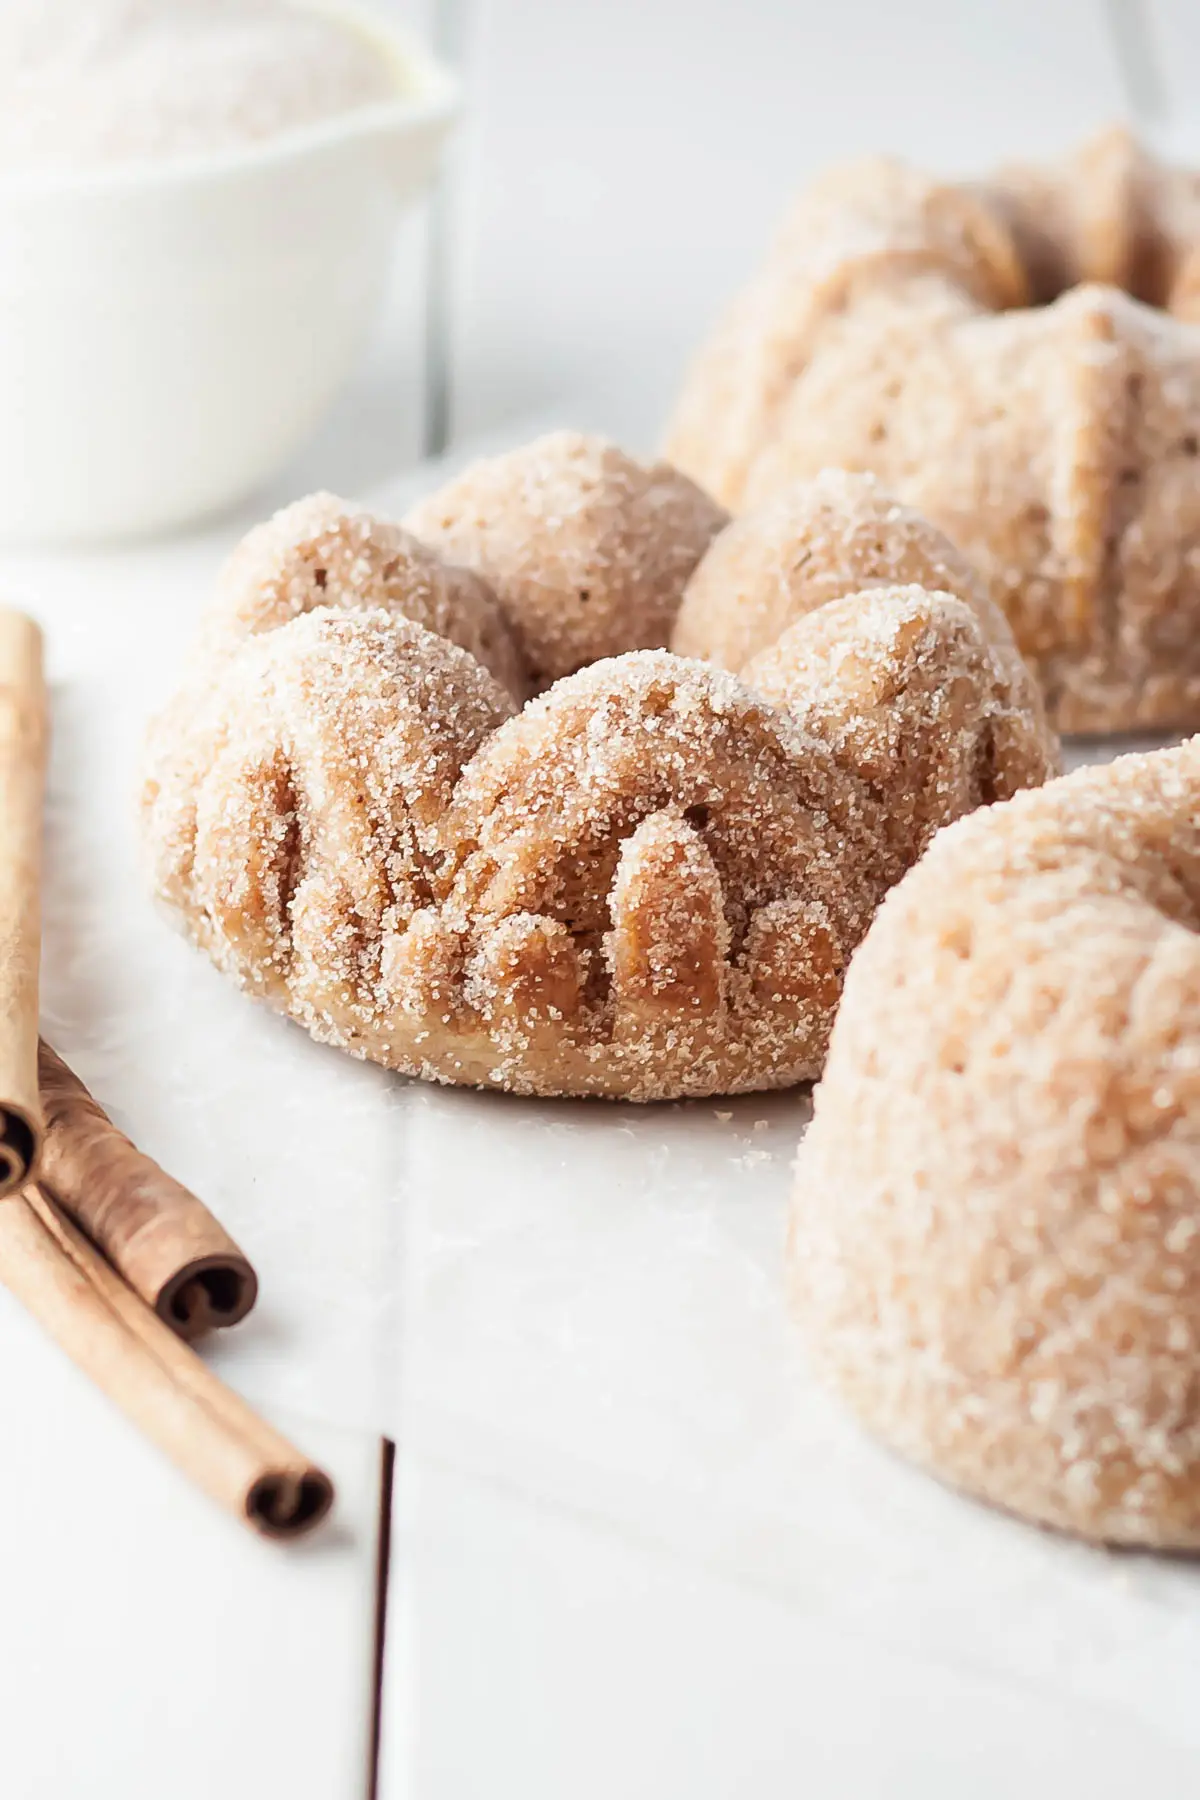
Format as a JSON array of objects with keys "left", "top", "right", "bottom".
[
  {"left": 664, "top": 127, "right": 1200, "bottom": 735},
  {"left": 790, "top": 737, "right": 1200, "bottom": 1546},
  {"left": 142, "top": 433, "right": 1058, "bottom": 1102}
]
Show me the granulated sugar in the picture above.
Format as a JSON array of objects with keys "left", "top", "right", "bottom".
[{"left": 0, "top": 1, "right": 398, "bottom": 172}]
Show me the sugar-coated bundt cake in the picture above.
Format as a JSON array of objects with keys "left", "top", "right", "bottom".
[
  {"left": 666, "top": 128, "right": 1200, "bottom": 734},
  {"left": 142, "top": 432, "right": 1057, "bottom": 1102},
  {"left": 790, "top": 737, "right": 1200, "bottom": 1545}
]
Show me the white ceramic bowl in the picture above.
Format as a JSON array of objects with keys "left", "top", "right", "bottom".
[{"left": 0, "top": 3, "right": 457, "bottom": 544}]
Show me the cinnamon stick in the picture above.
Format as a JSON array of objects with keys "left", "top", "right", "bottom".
[
  {"left": 37, "top": 1040, "right": 257, "bottom": 1341},
  {"left": 0, "top": 609, "right": 46, "bottom": 1198},
  {"left": 0, "top": 1185, "right": 333, "bottom": 1539}
]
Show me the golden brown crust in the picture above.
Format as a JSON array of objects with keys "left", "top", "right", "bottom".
[
  {"left": 665, "top": 128, "right": 1200, "bottom": 734},
  {"left": 790, "top": 737, "right": 1200, "bottom": 1546},
  {"left": 142, "top": 445, "right": 1057, "bottom": 1102}
]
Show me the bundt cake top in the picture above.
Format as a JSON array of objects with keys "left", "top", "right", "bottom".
[{"left": 403, "top": 431, "right": 729, "bottom": 691}]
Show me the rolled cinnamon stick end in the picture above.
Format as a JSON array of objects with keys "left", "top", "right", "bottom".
[
  {"left": 37, "top": 1041, "right": 257, "bottom": 1340},
  {"left": 0, "top": 1187, "right": 333, "bottom": 1540},
  {"left": 0, "top": 609, "right": 47, "bottom": 1199}
]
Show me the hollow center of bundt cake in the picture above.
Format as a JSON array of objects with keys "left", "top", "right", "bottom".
[
  {"left": 1018, "top": 242, "right": 1172, "bottom": 311},
  {"left": 974, "top": 127, "right": 1200, "bottom": 316},
  {"left": 995, "top": 194, "right": 1185, "bottom": 314}
]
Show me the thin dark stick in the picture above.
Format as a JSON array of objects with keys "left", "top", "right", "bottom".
[{"left": 366, "top": 1439, "right": 398, "bottom": 1800}]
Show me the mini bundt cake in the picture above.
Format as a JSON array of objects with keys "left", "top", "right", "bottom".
[
  {"left": 665, "top": 127, "right": 1200, "bottom": 735},
  {"left": 403, "top": 431, "right": 729, "bottom": 689},
  {"left": 790, "top": 737, "right": 1200, "bottom": 1546},
  {"left": 142, "top": 432, "right": 1057, "bottom": 1102}
]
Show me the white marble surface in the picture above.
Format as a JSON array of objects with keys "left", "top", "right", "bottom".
[
  {"left": 388, "top": 1066, "right": 1200, "bottom": 1797},
  {"left": 393, "top": 1464, "right": 1199, "bottom": 1800}
]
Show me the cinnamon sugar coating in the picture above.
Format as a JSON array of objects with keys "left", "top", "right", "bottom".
[
  {"left": 403, "top": 431, "right": 728, "bottom": 689},
  {"left": 673, "top": 470, "right": 1050, "bottom": 736},
  {"left": 790, "top": 738, "right": 1200, "bottom": 1546},
  {"left": 142, "top": 611, "right": 517, "bottom": 1025},
  {"left": 142, "top": 443, "right": 1057, "bottom": 1102},
  {"left": 665, "top": 127, "right": 1200, "bottom": 733},
  {"left": 210, "top": 491, "right": 528, "bottom": 700}
]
